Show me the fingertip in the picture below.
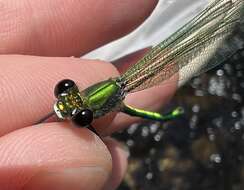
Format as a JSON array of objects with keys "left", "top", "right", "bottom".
[
  {"left": 0, "top": 122, "right": 112, "bottom": 189},
  {"left": 103, "top": 138, "right": 129, "bottom": 190}
]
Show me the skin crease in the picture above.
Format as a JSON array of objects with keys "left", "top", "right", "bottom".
[{"left": 0, "top": 0, "right": 178, "bottom": 190}]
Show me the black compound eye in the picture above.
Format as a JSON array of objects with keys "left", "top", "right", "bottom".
[
  {"left": 54, "top": 79, "right": 75, "bottom": 98},
  {"left": 72, "top": 109, "right": 93, "bottom": 127}
]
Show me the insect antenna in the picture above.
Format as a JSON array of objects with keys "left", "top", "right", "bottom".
[{"left": 34, "top": 111, "right": 56, "bottom": 125}]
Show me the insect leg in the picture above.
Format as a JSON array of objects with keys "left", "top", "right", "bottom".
[
  {"left": 87, "top": 125, "right": 100, "bottom": 137},
  {"left": 33, "top": 111, "right": 56, "bottom": 125}
]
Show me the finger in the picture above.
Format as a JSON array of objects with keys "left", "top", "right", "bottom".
[
  {"left": 0, "top": 55, "right": 119, "bottom": 136},
  {"left": 0, "top": 0, "right": 158, "bottom": 56},
  {"left": 0, "top": 122, "right": 112, "bottom": 190},
  {"left": 103, "top": 138, "right": 129, "bottom": 190}
]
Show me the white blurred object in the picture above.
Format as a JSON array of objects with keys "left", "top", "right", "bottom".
[{"left": 84, "top": 0, "right": 208, "bottom": 61}]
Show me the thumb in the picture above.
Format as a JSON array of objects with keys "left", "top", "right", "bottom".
[{"left": 0, "top": 122, "right": 112, "bottom": 190}]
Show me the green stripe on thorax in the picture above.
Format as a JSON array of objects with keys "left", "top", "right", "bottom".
[{"left": 82, "top": 78, "right": 125, "bottom": 118}]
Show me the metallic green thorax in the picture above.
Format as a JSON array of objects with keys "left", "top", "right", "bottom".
[
  {"left": 55, "top": 78, "right": 125, "bottom": 119},
  {"left": 83, "top": 78, "right": 125, "bottom": 118}
]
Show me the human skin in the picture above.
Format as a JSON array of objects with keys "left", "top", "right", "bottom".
[{"left": 0, "top": 0, "right": 177, "bottom": 190}]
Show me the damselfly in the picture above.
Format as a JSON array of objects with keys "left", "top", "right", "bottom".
[{"left": 37, "top": 0, "right": 244, "bottom": 133}]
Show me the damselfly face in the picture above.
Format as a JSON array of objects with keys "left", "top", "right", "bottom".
[{"left": 54, "top": 79, "right": 93, "bottom": 127}]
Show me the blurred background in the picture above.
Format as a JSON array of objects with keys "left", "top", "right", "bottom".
[{"left": 85, "top": 1, "right": 244, "bottom": 190}]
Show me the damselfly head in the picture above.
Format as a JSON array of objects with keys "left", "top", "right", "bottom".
[
  {"left": 54, "top": 79, "right": 94, "bottom": 127},
  {"left": 72, "top": 109, "right": 93, "bottom": 127},
  {"left": 54, "top": 79, "right": 76, "bottom": 98}
]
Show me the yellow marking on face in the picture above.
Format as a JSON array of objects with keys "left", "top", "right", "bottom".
[{"left": 57, "top": 102, "right": 65, "bottom": 111}]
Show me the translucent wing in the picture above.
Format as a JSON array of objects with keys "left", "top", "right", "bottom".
[{"left": 120, "top": 0, "right": 244, "bottom": 93}]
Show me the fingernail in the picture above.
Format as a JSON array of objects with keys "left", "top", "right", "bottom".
[
  {"left": 104, "top": 137, "right": 130, "bottom": 159},
  {"left": 112, "top": 47, "right": 151, "bottom": 64},
  {"left": 24, "top": 167, "right": 108, "bottom": 190},
  {"left": 112, "top": 47, "right": 151, "bottom": 74},
  {"left": 117, "top": 141, "right": 130, "bottom": 158}
]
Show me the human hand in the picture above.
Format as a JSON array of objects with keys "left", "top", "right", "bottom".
[{"left": 0, "top": 1, "right": 177, "bottom": 189}]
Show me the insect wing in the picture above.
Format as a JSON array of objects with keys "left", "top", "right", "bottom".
[{"left": 121, "top": 0, "right": 244, "bottom": 93}]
